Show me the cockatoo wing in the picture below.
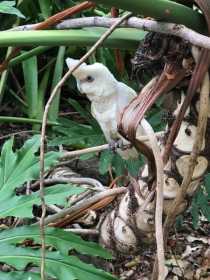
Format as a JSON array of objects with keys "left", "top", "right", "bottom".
[{"left": 116, "top": 82, "right": 137, "bottom": 114}]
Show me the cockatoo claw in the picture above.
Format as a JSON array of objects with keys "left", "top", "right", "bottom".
[
  {"left": 109, "top": 139, "right": 131, "bottom": 153},
  {"left": 109, "top": 140, "right": 119, "bottom": 153}
]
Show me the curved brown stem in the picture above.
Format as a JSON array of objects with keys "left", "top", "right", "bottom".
[{"left": 118, "top": 63, "right": 186, "bottom": 181}]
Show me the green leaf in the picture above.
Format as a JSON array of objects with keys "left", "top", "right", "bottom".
[
  {"left": 0, "top": 271, "right": 40, "bottom": 280},
  {"left": 0, "top": 225, "right": 112, "bottom": 258},
  {"left": 50, "top": 118, "right": 105, "bottom": 148},
  {"left": 204, "top": 173, "right": 210, "bottom": 198},
  {"left": 67, "top": 98, "right": 100, "bottom": 130},
  {"left": 80, "top": 152, "right": 96, "bottom": 161},
  {"left": 112, "top": 154, "right": 126, "bottom": 176},
  {"left": 0, "top": 244, "right": 117, "bottom": 280},
  {"left": 36, "top": 67, "right": 51, "bottom": 123},
  {"left": 0, "top": 184, "right": 85, "bottom": 218},
  {"left": 125, "top": 157, "right": 143, "bottom": 176},
  {"left": 190, "top": 185, "right": 210, "bottom": 227},
  {"left": 197, "top": 190, "right": 210, "bottom": 221},
  {"left": 48, "top": 46, "right": 66, "bottom": 122},
  {"left": 190, "top": 198, "right": 199, "bottom": 229},
  {"left": 99, "top": 150, "right": 114, "bottom": 175},
  {"left": 22, "top": 55, "right": 38, "bottom": 122},
  {"left": 0, "top": 1, "right": 25, "bottom": 18},
  {"left": 0, "top": 135, "right": 60, "bottom": 200},
  {"left": 38, "top": 0, "right": 52, "bottom": 19}
]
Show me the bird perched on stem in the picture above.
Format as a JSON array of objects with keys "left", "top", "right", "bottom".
[{"left": 66, "top": 58, "right": 145, "bottom": 159}]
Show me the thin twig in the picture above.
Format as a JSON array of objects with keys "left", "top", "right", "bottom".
[
  {"left": 31, "top": 177, "right": 106, "bottom": 191},
  {"left": 64, "top": 228, "right": 99, "bottom": 235},
  {"left": 56, "top": 17, "right": 210, "bottom": 50},
  {"left": 35, "top": 187, "right": 127, "bottom": 226},
  {"left": 69, "top": 190, "right": 92, "bottom": 206},
  {"left": 39, "top": 12, "right": 132, "bottom": 280},
  {"left": 140, "top": 119, "right": 165, "bottom": 280},
  {"left": 47, "top": 205, "right": 62, "bottom": 213},
  {"left": 61, "top": 131, "right": 164, "bottom": 159},
  {"left": 9, "top": 17, "right": 210, "bottom": 50}
]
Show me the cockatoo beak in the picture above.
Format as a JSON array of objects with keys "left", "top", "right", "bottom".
[{"left": 65, "top": 58, "right": 87, "bottom": 80}]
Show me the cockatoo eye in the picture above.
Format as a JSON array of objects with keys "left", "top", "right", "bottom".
[{"left": 86, "top": 75, "right": 94, "bottom": 82}]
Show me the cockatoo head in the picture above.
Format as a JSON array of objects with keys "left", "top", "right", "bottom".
[{"left": 66, "top": 58, "right": 117, "bottom": 102}]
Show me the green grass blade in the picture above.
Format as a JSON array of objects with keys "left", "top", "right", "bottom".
[
  {"left": 9, "top": 46, "right": 52, "bottom": 67},
  {"left": 22, "top": 55, "right": 38, "bottom": 127},
  {"left": 67, "top": 98, "right": 100, "bottom": 129},
  {"left": 48, "top": 46, "right": 66, "bottom": 122},
  {"left": 0, "top": 116, "right": 59, "bottom": 126},
  {"left": 36, "top": 67, "right": 51, "bottom": 130},
  {"left": 0, "top": 47, "right": 13, "bottom": 103}
]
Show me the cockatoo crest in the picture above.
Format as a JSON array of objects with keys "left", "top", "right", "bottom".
[{"left": 66, "top": 58, "right": 117, "bottom": 102}]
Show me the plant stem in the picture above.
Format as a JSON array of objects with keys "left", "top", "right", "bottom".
[
  {"left": 9, "top": 88, "right": 28, "bottom": 107},
  {"left": 0, "top": 116, "right": 59, "bottom": 126},
  {"left": 0, "top": 47, "right": 13, "bottom": 103},
  {"left": 0, "top": 29, "right": 145, "bottom": 49},
  {"left": 92, "top": 0, "right": 205, "bottom": 32},
  {"left": 9, "top": 46, "right": 52, "bottom": 67}
]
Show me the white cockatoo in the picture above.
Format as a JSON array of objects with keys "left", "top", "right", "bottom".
[{"left": 66, "top": 58, "right": 145, "bottom": 159}]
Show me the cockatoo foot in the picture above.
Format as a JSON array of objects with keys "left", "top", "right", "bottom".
[{"left": 109, "top": 139, "right": 131, "bottom": 153}]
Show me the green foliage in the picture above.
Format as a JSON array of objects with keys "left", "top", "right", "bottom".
[
  {"left": 38, "top": 0, "right": 52, "bottom": 19},
  {"left": 50, "top": 117, "right": 105, "bottom": 148},
  {"left": 99, "top": 150, "right": 142, "bottom": 177},
  {"left": 99, "top": 150, "right": 114, "bottom": 175},
  {"left": 0, "top": 136, "right": 115, "bottom": 279},
  {"left": 0, "top": 135, "right": 59, "bottom": 199},
  {"left": 0, "top": 184, "right": 84, "bottom": 218},
  {"left": 22, "top": 56, "right": 39, "bottom": 121},
  {"left": 190, "top": 174, "right": 210, "bottom": 228},
  {"left": 0, "top": 135, "right": 82, "bottom": 218},
  {"left": 48, "top": 46, "right": 66, "bottom": 122},
  {"left": 0, "top": 244, "right": 115, "bottom": 280},
  {"left": 0, "top": 226, "right": 112, "bottom": 258},
  {"left": 67, "top": 98, "right": 101, "bottom": 130},
  {"left": 0, "top": 1, "right": 25, "bottom": 18},
  {"left": 0, "top": 271, "right": 40, "bottom": 280},
  {"left": 1, "top": 2, "right": 208, "bottom": 278}
]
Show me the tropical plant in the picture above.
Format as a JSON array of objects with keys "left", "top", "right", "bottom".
[
  {"left": 0, "top": 135, "right": 115, "bottom": 279},
  {"left": 0, "top": 1, "right": 210, "bottom": 279}
]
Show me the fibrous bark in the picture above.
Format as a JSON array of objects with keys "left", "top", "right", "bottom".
[{"left": 99, "top": 33, "right": 210, "bottom": 254}]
